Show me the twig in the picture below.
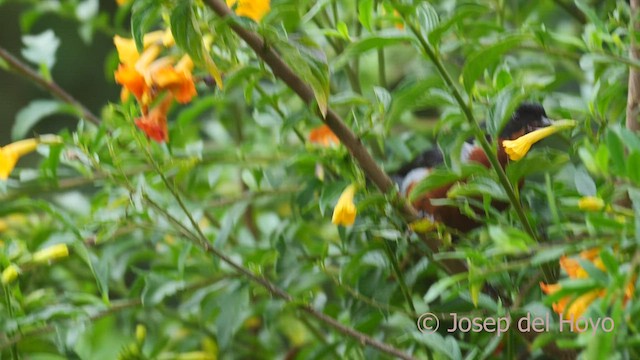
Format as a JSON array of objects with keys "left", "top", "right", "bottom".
[
  {"left": 551, "top": 0, "right": 586, "bottom": 24},
  {"left": 0, "top": 46, "right": 101, "bottom": 126},
  {"left": 0, "top": 299, "right": 140, "bottom": 349},
  {"left": 136, "top": 134, "right": 416, "bottom": 360},
  {"left": 204, "top": 0, "right": 469, "bottom": 278},
  {"left": 0, "top": 275, "right": 232, "bottom": 349}
]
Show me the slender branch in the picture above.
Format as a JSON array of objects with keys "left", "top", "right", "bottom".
[
  {"left": 0, "top": 275, "right": 232, "bottom": 349},
  {"left": 392, "top": 3, "right": 539, "bottom": 245},
  {"left": 551, "top": 0, "right": 586, "bottom": 24},
  {"left": 0, "top": 46, "right": 101, "bottom": 126},
  {"left": 203, "top": 0, "right": 469, "bottom": 277},
  {"left": 0, "top": 299, "right": 140, "bottom": 349},
  {"left": 136, "top": 136, "right": 416, "bottom": 360},
  {"left": 143, "top": 191, "right": 417, "bottom": 360}
]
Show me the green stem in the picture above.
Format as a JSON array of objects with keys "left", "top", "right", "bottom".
[
  {"left": 382, "top": 239, "right": 416, "bottom": 313},
  {"left": 3, "top": 285, "right": 19, "bottom": 359},
  {"left": 393, "top": 3, "right": 538, "bottom": 243}
]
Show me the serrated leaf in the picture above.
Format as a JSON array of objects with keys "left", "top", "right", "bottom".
[{"left": 462, "top": 34, "right": 530, "bottom": 92}]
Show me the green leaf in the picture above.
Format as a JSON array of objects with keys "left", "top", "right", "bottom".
[
  {"left": 628, "top": 188, "right": 640, "bottom": 244},
  {"left": 531, "top": 245, "right": 567, "bottom": 265},
  {"left": 448, "top": 176, "right": 507, "bottom": 201},
  {"left": 279, "top": 37, "right": 330, "bottom": 116},
  {"left": 627, "top": 151, "right": 640, "bottom": 185},
  {"left": 606, "top": 129, "right": 625, "bottom": 174},
  {"left": 409, "top": 164, "right": 488, "bottom": 201},
  {"left": 131, "top": 0, "right": 161, "bottom": 51},
  {"left": 215, "top": 284, "right": 250, "bottom": 348},
  {"left": 333, "top": 33, "right": 412, "bottom": 69},
  {"left": 415, "top": 3, "right": 439, "bottom": 43},
  {"left": 12, "top": 99, "right": 75, "bottom": 141},
  {"left": 574, "top": 167, "right": 596, "bottom": 196},
  {"left": 170, "top": 1, "right": 202, "bottom": 62},
  {"left": 462, "top": 34, "right": 530, "bottom": 92},
  {"left": 76, "top": 0, "right": 99, "bottom": 21},
  {"left": 142, "top": 274, "right": 186, "bottom": 306},
  {"left": 599, "top": 248, "right": 619, "bottom": 274},
  {"left": 574, "top": 0, "right": 604, "bottom": 30},
  {"left": 358, "top": 0, "right": 374, "bottom": 31},
  {"left": 21, "top": 29, "right": 60, "bottom": 70},
  {"left": 428, "top": 3, "right": 487, "bottom": 46},
  {"left": 488, "top": 226, "right": 533, "bottom": 255},
  {"left": 423, "top": 273, "right": 466, "bottom": 304}
]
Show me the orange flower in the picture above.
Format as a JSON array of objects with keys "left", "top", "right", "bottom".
[
  {"left": 541, "top": 248, "right": 634, "bottom": 320},
  {"left": 115, "top": 64, "right": 148, "bottom": 102},
  {"left": 151, "top": 55, "right": 197, "bottom": 103},
  {"left": 309, "top": 125, "right": 339, "bottom": 147},
  {"left": 135, "top": 96, "right": 172, "bottom": 143}
]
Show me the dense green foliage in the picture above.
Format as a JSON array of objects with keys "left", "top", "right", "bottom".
[{"left": 1, "top": 0, "right": 640, "bottom": 359}]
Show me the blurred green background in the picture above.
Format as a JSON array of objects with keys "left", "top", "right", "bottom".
[{"left": 0, "top": 1, "right": 120, "bottom": 145}]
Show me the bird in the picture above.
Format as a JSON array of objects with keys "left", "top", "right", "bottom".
[{"left": 394, "top": 103, "right": 552, "bottom": 233}]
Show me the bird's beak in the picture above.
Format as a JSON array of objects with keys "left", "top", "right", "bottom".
[{"left": 528, "top": 116, "right": 553, "bottom": 132}]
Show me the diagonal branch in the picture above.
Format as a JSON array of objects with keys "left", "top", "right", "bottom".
[
  {"left": 0, "top": 46, "right": 101, "bottom": 126},
  {"left": 203, "top": 0, "right": 469, "bottom": 276}
]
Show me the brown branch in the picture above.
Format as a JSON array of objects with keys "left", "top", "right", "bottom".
[
  {"left": 203, "top": 0, "right": 468, "bottom": 277},
  {"left": 0, "top": 46, "right": 101, "bottom": 126},
  {"left": 628, "top": 0, "right": 640, "bottom": 132},
  {"left": 551, "top": 0, "right": 586, "bottom": 24},
  {"left": 142, "top": 193, "right": 417, "bottom": 360}
]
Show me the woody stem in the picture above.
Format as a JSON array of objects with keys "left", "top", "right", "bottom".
[
  {"left": 0, "top": 46, "right": 101, "bottom": 126},
  {"left": 203, "top": 0, "right": 470, "bottom": 279}
]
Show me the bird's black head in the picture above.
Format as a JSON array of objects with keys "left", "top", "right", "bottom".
[{"left": 500, "top": 103, "right": 551, "bottom": 140}]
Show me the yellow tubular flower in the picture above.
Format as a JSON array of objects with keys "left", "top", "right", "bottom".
[
  {"left": 1, "top": 264, "right": 19, "bottom": 285},
  {"left": 114, "top": 36, "right": 140, "bottom": 65},
  {"left": 32, "top": 244, "right": 70, "bottom": 264},
  {"left": 578, "top": 196, "right": 605, "bottom": 211},
  {"left": 175, "top": 352, "right": 216, "bottom": 360},
  {"left": 332, "top": 185, "right": 357, "bottom": 226},
  {"left": 564, "top": 290, "right": 602, "bottom": 321},
  {"left": 502, "top": 120, "right": 576, "bottom": 161},
  {"left": 0, "top": 138, "right": 39, "bottom": 180},
  {"left": 227, "top": 0, "right": 271, "bottom": 22}
]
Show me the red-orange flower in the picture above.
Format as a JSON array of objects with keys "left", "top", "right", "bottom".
[
  {"left": 135, "top": 96, "right": 172, "bottom": 143},
  {"left": 151, "top": 55, "right": 197, "bottom": 103},
  {"left": 540, "top": 248, "right": 634, "bottom": 320},
  {"left": 309, "top": 125, "right": 339, "bottom": 147},
  {"left": 115, "top": 64, "right": 148, "bottom": 102}
]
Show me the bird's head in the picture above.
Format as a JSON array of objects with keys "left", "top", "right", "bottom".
[{"left": 499, "top": 103, "right": 552, "bottom": 141}]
